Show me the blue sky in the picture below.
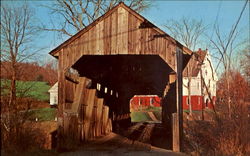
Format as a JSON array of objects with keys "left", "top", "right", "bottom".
[{"left": 2, "top": 0, "right": 249, "bottom": 68}]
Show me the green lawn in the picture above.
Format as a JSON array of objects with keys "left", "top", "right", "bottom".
[
  {"left": 1, "top": 79, "right": 50, "bottom": 101},
  {"left": 130, "top": 112, "right": 152, "bottom": 122},
  {"left": 28, "top": 108, "right": 56, "bottom": 121},
  {"left": 130, "top": 106, "right": 162, "bottom": 122}
]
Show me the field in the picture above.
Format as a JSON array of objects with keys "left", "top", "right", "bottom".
[
  {"left": 28, "top": 108, "right": 57, "bottom": 121},
  {"left": 130, "top": 106, "right": 162, "bottom": 122},
  {"left": 1, "top": 79, "right": 51, "bottom": 101},
  {"left": 1, "top": 79, "right": 56, "bottom": 121}
]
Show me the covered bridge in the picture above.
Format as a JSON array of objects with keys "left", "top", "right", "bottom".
[{"left": 49, "top": 2, "right": 192, "bottom": 150}]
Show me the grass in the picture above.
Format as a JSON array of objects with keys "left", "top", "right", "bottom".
[
  {"left": 28, "top": 108, "right": 56, "bottom": 121},
  {"left": 130, "top": 112, "right": 152, "bottom": 122},
  {"left": 1, "top": 79, "right": 50, "bottom": 101},
  {"left": 130, "top": 106, "right": 162, "bottom": 122}
]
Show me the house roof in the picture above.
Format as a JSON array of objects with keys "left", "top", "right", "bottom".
[
  {"left": 183, "top": 49, "right": 207, "bottom": 77},
  {"left": 48, "top": 82, "right": 58, "bottom": 93},
  {"left": 49, "top": 2, "right": 192, "bottom": 57}
]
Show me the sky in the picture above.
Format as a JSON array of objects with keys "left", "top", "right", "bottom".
[{"left": 2, "top": 0, "right": 250, "bottom": 70}]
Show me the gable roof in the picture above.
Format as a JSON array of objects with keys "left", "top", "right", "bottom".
[
  {"left": 183, "top": 49, "right": 207, "bottom": 77},
  {"left": 48, "top": 82, "right": 58, "bottom": 93},
  {"left": 49, "top": 2, "right": 192, "bottom": 57}
]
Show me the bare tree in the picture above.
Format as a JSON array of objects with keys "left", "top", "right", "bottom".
[
  {"left": 164, "top": 18, "right": 207, "bottom": 115},
  {"left": 208, "top": 24, "right": 247, "bottom": 118},
  {"left": 207, "top": 0, "right": 248, "bottom": 119},
  {"left": 42, "top": 0, "right": 151, "bottom": 37},
  {"left": 164, "top": 18, "right": 206, "bottom": 51},
  {"left": 1, "top": 3, "right": 41, "bottom": 150}
]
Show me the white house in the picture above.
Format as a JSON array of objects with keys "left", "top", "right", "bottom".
[
  {"left": 182, "top": 49, "right": 218, "bottom": 110},
  {"left": 48, "top": 82, "right": 58, "bottom": 107}
]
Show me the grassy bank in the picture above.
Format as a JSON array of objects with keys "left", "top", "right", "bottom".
[
  {"left": 1, "top": 79, "right": 50, "bottom": 101},
  {"left": 28, "top": 108, "right": 56, "bottom": 121}
]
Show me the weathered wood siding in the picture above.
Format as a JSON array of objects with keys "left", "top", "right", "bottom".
[{"left": 57, "top": 6, "right": 181, "bottom": 72}]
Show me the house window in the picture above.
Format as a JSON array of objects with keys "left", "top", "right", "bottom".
[
  {"left": 54, "top": 96, "right": 57, "bottom": 104},
  {"left": 197, "top": 82, "right": 199, "bottom": 89}
]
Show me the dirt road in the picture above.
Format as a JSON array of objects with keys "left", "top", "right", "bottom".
[{"left": 61, "top": 132, "right": 186, "bottom": 156}]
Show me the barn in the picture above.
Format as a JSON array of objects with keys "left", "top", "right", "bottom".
[{"left": 49, "top": 2, "right": 192, "bottom": 150}]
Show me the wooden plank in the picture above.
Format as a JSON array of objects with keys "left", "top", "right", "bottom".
[
  {"left": 58, "top": 50, "right": 65, "bottom": 120},
  {"left": 117, "top": 7, "right": 128, "bottom": 54},
  {"left": 96, "top": 98, "right": 104, "bottom": 136},
  {"left": 91, "top": 25, "right": 96, "bottom": 54},
  {"left": 63, "top": 114, "right": 70, "bottom": 136},
  {"left": 82, "top": 89, "right": 96, "bottom": 140},
  {"left": 128, "top": 13, "right": 134, "bottom": 53},
  {"left": 96, "top": 20, "right": 104, "bottom": 55},
  {"left": 81, "top": 33, "right": 86, "bottom": 55},
  {"left": 95, "top": 21, "right": 100, "bottom": 55},
  {"left": 111, "top": 11, "right": 118, "bottom": 54},
  {"left": 73, "top": 38, "right": 80, "bottom": 64},
  {"left": 140, "top": 26, "right": 146, "bottom": 54},
  {"left": 104, "top": 16, "right": 111, "bottom": 54},
  {"left": 86, "top": 31, "right": 90, "bottom": 55},
  {"left": 172, "top": 113, "right": 180, "bottom": 152},
  {"left": 70, "top": 77, "right": 87, "bottom": 113},
  {"left": 92, "top": 97, "right": 98, "bottom": 138},
  {"left": 145, "top": 28, "right": 149, "bottom": 54},
  {"left": 135, "top": 18, "right": 141, "bottom": 54},
  {"left": 102, "top": 106, "right": 109, "bottom": 134}
]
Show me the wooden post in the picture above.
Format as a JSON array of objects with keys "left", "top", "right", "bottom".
[
  {"left": 57, "top": 51, "right": 66, "bottom": 151},
  {"left": 172, "top": 113, "right": 180, "bottom": 152},
  {"left": 176, "top": 47, "right": 183, "bottom": 151}
]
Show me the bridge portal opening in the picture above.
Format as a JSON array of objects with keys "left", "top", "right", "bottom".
[{"left": 72, "top": 55, "right": 172, "bottom": 123}]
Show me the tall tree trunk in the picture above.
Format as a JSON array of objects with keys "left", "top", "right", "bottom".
[
  {"left": 6, "top": 62, "right": 17, "bottom": 146},
  {"left": 9, "top": 62, "right": 17, "bottom": 110},
  {"left": 226, "top": 70, "right": 231, "bottom": 118},
  {"left": 200, "top": 69, "right": 204, "bottom": 120}
]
